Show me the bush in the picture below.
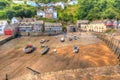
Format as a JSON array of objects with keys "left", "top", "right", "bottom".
[
  {"left": 0, "top": 11, "right": 6, "bottom": 19},
  {"left": 37, "top": 17, "right": 58, "bottom": 23},
  {"left": 105, "top": 29, "right": 116, "bottom": 34}
]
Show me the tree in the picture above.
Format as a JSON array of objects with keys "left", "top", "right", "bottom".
[
  {"left": 24, "top": 9, "right": 33, "bottom": 17},
  {"left": 12, "top": 5, "right": 22, "bottom": 10},
  {"left": 16, "top": 9, "right": 25, "bottom": 18},
  {"left": 6, "top": 10, "right": 16, "bottom": 19},
  {"left": 77, "top": 0, "right": 120, "bottom": 20}
]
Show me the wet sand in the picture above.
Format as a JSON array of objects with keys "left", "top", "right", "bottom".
[{"left": 0, "top": 32, "right": 118, "bottom": 79}]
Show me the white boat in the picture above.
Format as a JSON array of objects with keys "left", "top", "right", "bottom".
[
  {"left": 73, "top": 46, "right": 79, "bottom": 53},
  {"left": 41, "top": 46, "right": 50, "bottom": 55},
  {"left": 60, "top": 37, "right": 65, "bottom": 42}
]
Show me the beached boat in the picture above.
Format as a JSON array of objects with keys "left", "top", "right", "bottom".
[
  {"left": 23, "top": 44, "right": 35, "bottom": 53},
  {"left": 41, "top": 46, "right": 49, "bottom": 55},
  {"left": 73, "top": 46, "right": 79, "bottom": 53},
  {"left": 40, "top": 39, "right": 46, "bottom": 44},
  {"left": 60, "top": 37, "right": 65, "bottom": 42}
]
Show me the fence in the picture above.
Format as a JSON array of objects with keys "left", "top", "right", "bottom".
[{"left": 95, "top": 33, "right": 120, "bottom": 61}]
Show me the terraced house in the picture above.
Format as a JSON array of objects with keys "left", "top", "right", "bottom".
[
  {"left": 33, "top": 20, "right": 44, "bottom": 32},
  {"left": 45, "top": 22, "right": 62, "bottom": 33},
  {"left": 88, "top": 21, "right": 107, "bottom": 32},
  {"left": 18, "top": 18, "right": 44, "bottom": 36},
  {"left": 104, "top": 20, "right": 114, "bottom": 29},
  {"left": 77, "top": 20, "right": 89, "bottom": 31}
]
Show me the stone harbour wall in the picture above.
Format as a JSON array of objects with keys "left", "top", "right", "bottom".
[{"left": 0, "top": 36, "right": 14, "bottom": 45}]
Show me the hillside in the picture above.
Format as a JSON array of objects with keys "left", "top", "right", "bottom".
[
  {"left": 58, "top": 5, "right": 78, "bottom": 24},
  {"left": 77, "top": 0, "right": 120, "bottom": 20},
  {"left": 1, "top": 0, "right": 120, "bottom": 22},
  {"left": 0, "top": 0, "right": 36, "bottom": 20},
  {"left": 36, "top": 0, "right": 68, "bottom": 3}
]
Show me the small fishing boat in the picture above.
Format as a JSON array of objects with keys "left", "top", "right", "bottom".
[
  {"left": 23, "top": 44, "right": 35, "bottom": 53},
  {"left": 40, "top": 39, "right": 46, "bottom": 44},
  {"left": 68, "top": 36, "right": 72, "bottom": 41},
  {"left": 41, "top": 46, "right": 49, "bottom": 55},
  {"left": 60, "top": 37, "right": 65, "bottom": 42},
  {"left": 73, "top": 46, "right": 79, "bottom": 53}
]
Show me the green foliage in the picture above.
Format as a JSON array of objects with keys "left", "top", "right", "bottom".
[
  {"left": 6, "top": 10, "right": 16, "bottom": 19},
  {"left": 77, "top": 0, "right": 120, "bottom": 20},
  {"left": 0, "top": 11, "right": 6, "bottom": 19},
  {"left": 12, "top": 5, "right": 22, "bottom": 10},
  {"left": 37, "top": 17, "right": 58, "bottom": 22},
  {"left": 105, "top": 29, "right": 116, "bottom": 34},
  {"left": 58, "top": 5, "right": 77, "bottom": 24},
  {"left": 0, "top": 1, "right": 8, "bottom": 10},
  {"left": 1, "top": 0, "right": 120, "bottom": 23},
  {"left": 62, "top": 26, "right": 67, "bottom": 32},
  {"left": 37, "top": 0, "right": 67, "bottom": 3}
]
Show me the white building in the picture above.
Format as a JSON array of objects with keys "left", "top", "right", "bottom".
[
  {"left": 89, "top": 21, "right": 107, "bottom": 32},
  {"left": 55, "top": 2, "right": 65, "bottom": 9},
  {"left": 44, "top": 7, "right": 58, "bottom": 19},
  {"left": 39, "top": 3, "right": 46, "bottom": 7},
  {"left": 33, "top": 20, "right": 44, "bottom": 32},
  {"left": 12, "top": 0, "right": 25, "bottom": 4},
  {"left": 53, "top": 11, "right": 57, "bottom": 19},
  {"left": 11, "top": 17, "right": 22, "bottom": 24},
  {"left": 68, "top": 0, "right": 78, "bottom": 5},
  {"left": 0, "top": 20, "right": 9, "bottom": 35},
  {"left": 27, "top": 0, "right": 38, "bottom": 7},
  {"left": 77, "top": 20, "right": 89, "bottom": 31},
  {"left": 37, "top": 10, "right": 45, "bottom": 17}
]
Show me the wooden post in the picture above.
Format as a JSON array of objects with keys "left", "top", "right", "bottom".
[
  {"left": 108, "top": 39, "right": 110, "bottom": 46},
  {"left": 112, "top": 39, "right": 116, "bottom": 51},
  {"left": 114, "top": 40, "right": 119, "bottom": 54},
  {"left": 110, "top": 38, "right": 114, "bottom": 50},
  {"left": 5, "top": 74, "right": 8, "bottom": 80},
  {"left": 113, "top": 39, "right": 116, "bottom": 53},
  {"left": 116, "top": 41, "right": 120, "bottom": 58},
  {"left": 26, "top": 67, "right": 40, "bottom": 75}
]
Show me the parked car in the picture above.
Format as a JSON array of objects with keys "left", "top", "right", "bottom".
[
  {"left": 41, "top": 46, "right": 50, "bottom": 55},
  {"left": 60, "top": 37, "right": 65, "bottom": 42},
  {"left": 73, "top": 46, "right": 79, "bottom": 53}
]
